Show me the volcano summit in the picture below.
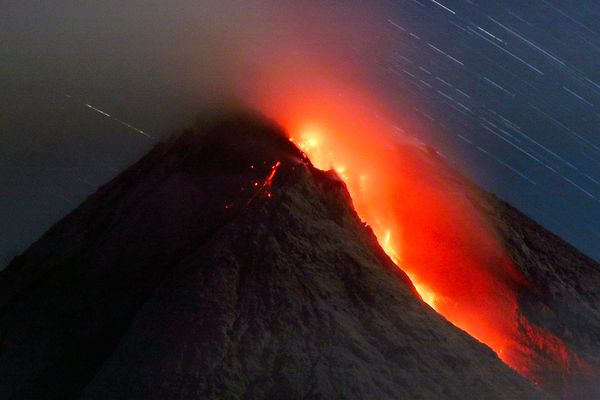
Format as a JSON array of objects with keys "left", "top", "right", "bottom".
[{"left": 0, "top": 112, "right": 598, "bottom": 399}]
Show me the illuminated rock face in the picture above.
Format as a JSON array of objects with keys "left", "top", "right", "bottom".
[{"left": 478, "top": 191, "right": 600, "bottom": 399}]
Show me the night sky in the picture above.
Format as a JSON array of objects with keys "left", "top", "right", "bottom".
[{"left": 2, "top": 0, "right": 599, "bottom": 267}]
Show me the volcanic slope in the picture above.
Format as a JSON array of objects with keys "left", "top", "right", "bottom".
[
  {"left": 479, "top": 189, "right": 600, "bottom": 399},
  {"left": 0, "top": 113, "right": 547, "bottom": 399}
]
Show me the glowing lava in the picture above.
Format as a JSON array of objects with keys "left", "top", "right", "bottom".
[
  {"left": 247, "top": 78, "right": 596, "bottom": 391},
  {"left": 291, "top": 114, "right": 597, "bottom": 391},
  {"left": 248, "top": 161, "right": 282, "bottom": 203},
  {"left": 239, "top": 32, "right": 596, "bottom": 388}
]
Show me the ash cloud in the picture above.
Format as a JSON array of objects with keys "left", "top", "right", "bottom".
[
  {"left": 0, "top": 1, "right": 391, "bottom": 265},
  {"left": 2, "top": 1, "right": 387, "bottom": 123}
]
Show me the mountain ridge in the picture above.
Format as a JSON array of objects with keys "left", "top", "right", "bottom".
[{"left": 0, "top": 112, "right": 590, "bottom": 398}]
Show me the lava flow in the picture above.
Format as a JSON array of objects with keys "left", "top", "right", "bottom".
[
  {"left": 248, "top": 161, "right": 282, "bottom": 203},
  {"left": 246, "top": 76, "right": 595, "bottom": 391}
]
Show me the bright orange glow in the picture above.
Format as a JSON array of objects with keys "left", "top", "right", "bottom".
[
  {"left": 275, "top": 95, "right": 595, "bottom": 387},
  {"left": 242, "top": 45, "right": 596, "bottom": 392},
  {"left": 248, "top": 161, "right": 281, "bottom": 203}
]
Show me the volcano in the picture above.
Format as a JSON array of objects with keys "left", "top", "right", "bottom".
[{"left": 0, "top": 112, "right": 598, "bottom": 399}]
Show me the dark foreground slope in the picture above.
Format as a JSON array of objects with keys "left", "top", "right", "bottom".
[{"left": 0, "top": 113, "right": 545, "bottom": 399}]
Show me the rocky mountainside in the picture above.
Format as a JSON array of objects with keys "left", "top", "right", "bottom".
[
  {"left": 0, "top": 112, "right": 549, "bottom": 399},
  {"left": 479, "top": 191, "right": 600, "bottom": 398},
  {"left": 400, "top": 147, "right": 600, "bottom": 399}
]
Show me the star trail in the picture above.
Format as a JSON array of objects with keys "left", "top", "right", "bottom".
[{"left": 372, "top": 0, "right": 600, "bottom": 259}]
